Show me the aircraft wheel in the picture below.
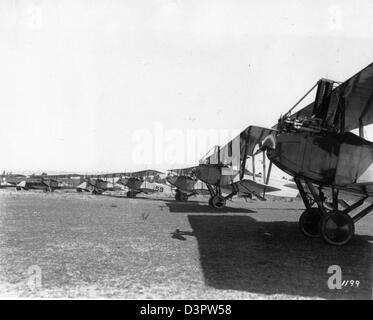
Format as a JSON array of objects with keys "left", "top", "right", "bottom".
[
  {"left": 299, "top": 208, "right": 322, "bottom": 238},
  {"left": 16, "top": 187, "right": 21, "bottom": 191},
  {"left": 320, "top": 211, "right": 354, "bottom": 246},
  {"left": 208, "top": 197, "right": 213, "bottom": 207},
  {"left": 92, "top": 190, "right": 97, "bottom": 195},
  {"left": 175, "top": 190, "right": 181, "bottom": 201},
  {"left": 211, "top": 195, "right": 226, "bottom": 209},
  {"left": 179, "top": 192, "right": 188, "bottom": 202},
  {"left": 127, "top": 191, "right": 136, "bottom": 198}
]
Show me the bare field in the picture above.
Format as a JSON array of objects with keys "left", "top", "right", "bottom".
[{"left": 0, "top": 190, "right": 372, "bottom": 299}]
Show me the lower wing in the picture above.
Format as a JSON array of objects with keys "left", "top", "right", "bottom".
[{"left": 231, "top": 179, "right": 281, "bottom": 198}]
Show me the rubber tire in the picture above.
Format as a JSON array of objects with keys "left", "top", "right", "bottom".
[
  {"left": 175, "top": 190, "right": 181, "bottom": 201},
  {"left": 208, "top": 197, "right": 213, "bottom": 207},
  {"left": 127, "top": 191, "right": 136, "bottom": 198},
  {"left": 179, "top": 192, "right": 188, "bottom": 202},
  {"left": 211, "top": 195, "right": 226, "bottom": 209},
  {"left": 299, "top": 208, "right": 322, "bottom": 238},
  {"left": 320, "top": 211, "right": 355, "bottom": 246}
]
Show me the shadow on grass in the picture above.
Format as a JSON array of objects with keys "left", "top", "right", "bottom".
[
  {"left": 180, "top": 214, "right": 372, "bottom": 299},
  {"left": 162, "top": 201, "right": 256, "bottom": 214}
]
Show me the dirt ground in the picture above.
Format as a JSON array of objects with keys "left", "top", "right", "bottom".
[{"left": 0, "top": 189, "right": 372, "bottom": 299}]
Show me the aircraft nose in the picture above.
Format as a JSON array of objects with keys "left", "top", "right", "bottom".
[
  {"left": 195, "top": 166, "right": 203, "bottom": 180},
  {"left": 166, "top": 176, "right": 176, "bottom": 185}
]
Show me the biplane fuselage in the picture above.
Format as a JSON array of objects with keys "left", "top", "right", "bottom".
[
  {"left": 124, "top": 177, "right": 143, "bottom": 191},
  {"left": 267, "top": 131, "right": 373, "bottom": 194},
  {"left": 166, "top": 175, "right": 196, "bottom": 193},
  {"left": 195, "top": 164, "right": 239, "bottom": 186}
]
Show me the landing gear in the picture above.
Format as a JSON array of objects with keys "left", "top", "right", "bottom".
[
  {"left": 294, "top": 177, "right": 373, "bottom": 245},
  {"left": 174, "top": 189, "right": 189, "bottom": 201},
  {"left": 210, "top": 195, "right": 226, "bottom": 209},
  {"left": 206, "top": 184, "right": 236, "bottom": 209},
  {"left": 175, "top": 190, "right": 188, "bottom": 201},
  {"left": 127, "top": 190, "right": 137, "bottom": 198},
  {"left": 175, "top": 190, "right": 180, "bottom": 201},
  {"left": 320, "top": 211, "right": 354, "bottom": 246},
  {"left": 208, "top": 197, "right": 213, "bottom": 207},
  {"left": 298, "top": 208, "right": 322, "bottom": 238}
]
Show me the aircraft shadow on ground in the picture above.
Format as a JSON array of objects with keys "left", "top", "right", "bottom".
[
  {"left": 102, "top": 194, "right": 174, "bottom": 202},
  {"left": 162, "top": 201, "right": 256, "bottom": 214},
  {"left": 176, "top": 214, "right": 373, "bottom": 299}
]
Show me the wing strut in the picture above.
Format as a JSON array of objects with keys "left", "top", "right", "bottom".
[
  {"left": 262, "top": 156, "right": 273, "bottom": 198},
  {"left": 285, "top": 82, "right": 319, "bottom": 116}
]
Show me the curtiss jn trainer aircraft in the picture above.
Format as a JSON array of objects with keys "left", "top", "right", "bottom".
[
  {"left": 1, "top": 173, "right": 82, "bottom": 192},
  {"left": 76, "top": 174, "right": 122, "bottom": 195},
  {"left": 166, "top": 167, "right": 209, "bottom": 201},
  {"left": 116, "top": 169, "right": 167, "bottom": 198},
  {"left": 0, "top": 173, "right": 26, "bottom": 188},
  {"left": 261, "top": 62, "right": 373, "bottom": 245},
  {"left": 184, "top": 126, "right": 282, "bottom": 209}
]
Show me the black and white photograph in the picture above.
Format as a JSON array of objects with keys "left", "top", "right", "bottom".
[{"left": 0, "top": 0, "right": 372, "bottom": 303}]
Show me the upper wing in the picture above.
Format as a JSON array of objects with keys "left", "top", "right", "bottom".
[
  {"left": 168, "top": 166, "right": 197, "bottom": 176},
  {"left": 126, "top": 169, "right": 164, "bottom": 177},
  {"left": 44, "top": 174, "right": 83, "bottom": 179},
  {"left": 204, "top": 125, "right": 276, "bottom": 166},
  {"left": 203, "top": 126, "right": 276, "bottom": 182},
  {"left": 74, "top": 170, "right": 163, "bottom": 179},
  {"left": 83, "top": 172, "right": 129, "bottom": 179},
  {"left": 289, "top": 63, "right": 373, "bottom": 133}
]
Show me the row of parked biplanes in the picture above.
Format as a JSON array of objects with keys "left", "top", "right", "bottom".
[
  {"left": 0, "top": 170, "right": 168, "bottom": 198},
  {"left": 3, "top": 63, "right": 373, "bottom": 245}
]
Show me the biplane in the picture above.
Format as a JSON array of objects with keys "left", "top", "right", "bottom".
[
  {"left": 0, "top": 173, "right": 26, "bottom": 188},
  {"left": 1, "top": 173, "right": 82, "bottom": 192},
  {"left": 76, "top": 174, "right": 122, "bottom": 195},
  {"left": 166, "top": 167, "right": 209, "bottom": 201},
  {"left": 178, "top": 126, "right": 282, "bottom": 209},
  {"left": 116, "top": 169, "right": 167, "bottom": 198},
  {"left": 260, "top": 62, "right": 373, "bottom": 245},
  {"left": 76, "top": 170, "right": 167, "bottom": 197}
]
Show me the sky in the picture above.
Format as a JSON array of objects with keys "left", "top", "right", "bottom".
[{"left": 1, "top": 0, "right": 373, "bottom": 174}]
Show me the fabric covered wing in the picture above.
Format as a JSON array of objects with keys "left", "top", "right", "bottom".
[
  {"left": 290, "top": 63, "right": 373, "bottom": 133},
  {"left": 233, "top": 179, "right": 280, "bottom": 195},
  {"left": 168, "top": 166, "right": 197, "bottom": 176},
  {"left": 207, "top": 126, "right": 275, "bottom": 167},
  {"left": 329, "top": 63, "right": 373, "bottom": 132}
]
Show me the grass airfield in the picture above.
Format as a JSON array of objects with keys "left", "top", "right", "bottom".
[{"left": 0, "top": 189, "right": 372, "bottom": 299}]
